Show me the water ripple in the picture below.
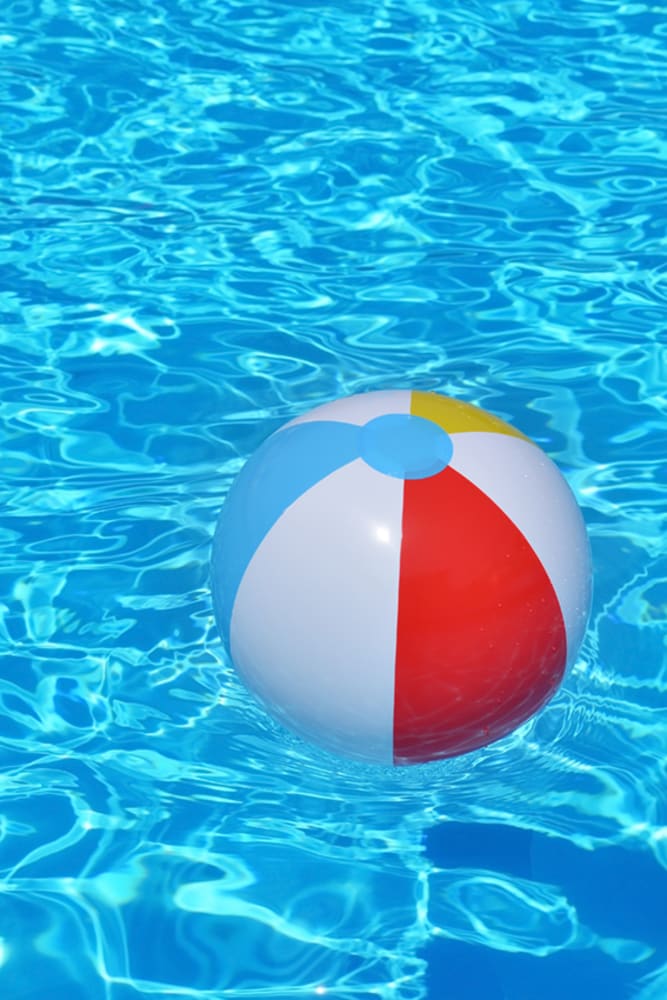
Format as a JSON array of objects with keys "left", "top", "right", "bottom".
[{"left": 1, "top": 0, "right": 666, "bottom": 996}]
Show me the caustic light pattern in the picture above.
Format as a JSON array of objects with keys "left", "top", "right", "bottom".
[{"left": 211, "top": 391, "right": 592, "bottom": 765}]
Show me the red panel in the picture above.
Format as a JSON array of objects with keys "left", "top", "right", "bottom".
[{"left": 393, "top": 467, "right": 567, "bottom": 764}]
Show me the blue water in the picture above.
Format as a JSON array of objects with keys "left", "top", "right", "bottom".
[{"left": 1, "top": 0, "right": 666, "bottom": 997}]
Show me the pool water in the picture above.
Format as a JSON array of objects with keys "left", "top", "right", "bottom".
[{"left": 1, "top": 0, "right": 666, "bottom": 997}]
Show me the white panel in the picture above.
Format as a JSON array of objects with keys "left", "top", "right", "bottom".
[
  {"left": 450, "top": 432, "right": 592, "bottom": 664},
  {"left": 230, "top": 459, "right": 404, "bottom": 763},
  {"left": 286, "top": 389, "right": 411, "bottom": 428}
]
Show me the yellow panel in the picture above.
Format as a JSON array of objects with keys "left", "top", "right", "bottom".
[{"left": 410, "top": 391, "right": 529, "bottom": 440}]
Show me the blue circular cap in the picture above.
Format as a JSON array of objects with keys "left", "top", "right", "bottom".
[{"left": 359, "top": 413, "right": 453, "bottom": 480}]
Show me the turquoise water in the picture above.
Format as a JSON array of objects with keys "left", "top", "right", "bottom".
[{"left": 1, "top": 0, "right": 666, "bottom": 997}]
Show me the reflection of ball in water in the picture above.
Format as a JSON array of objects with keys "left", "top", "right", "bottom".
[{"left": 211, "top": 390, "right": 592, "bottom": 765}]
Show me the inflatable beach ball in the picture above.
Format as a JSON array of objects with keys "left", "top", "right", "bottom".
[{"left": 211, "top": 390, "right": 591, "bottom": 765}]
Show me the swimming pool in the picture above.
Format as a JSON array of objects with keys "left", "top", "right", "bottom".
[{"left": 1, "top": 0, "right": 666, "bottom": 997}]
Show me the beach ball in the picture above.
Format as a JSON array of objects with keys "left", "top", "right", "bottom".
[{"left": 211, "top": 390, "right": 591, "bottom": 765}]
